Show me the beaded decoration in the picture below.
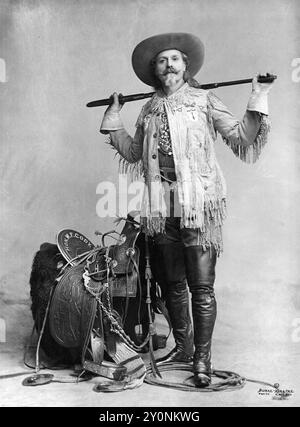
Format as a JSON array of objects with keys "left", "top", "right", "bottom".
[{"left": 158, "top": 109, "right": 173, "bottom": 156}]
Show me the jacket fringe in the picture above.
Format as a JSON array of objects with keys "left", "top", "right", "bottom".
[
  {"left": 105, "top": 135, "right": 144, "bottom": 180},
  {"left": 223, "top": 114, "right": 270, "bottom": 163},
  {"left": 141, "top": 215, "right": 166, "bottom": 236},
  {"left": 180, "top": 197, "right": 227, "bottom": 230},
  {"left": 141, "top": 197, "right": 226, "bottom": 256}
]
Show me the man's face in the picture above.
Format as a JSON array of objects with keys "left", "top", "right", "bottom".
[{"left": 154, "top": 49, "right": 186, "bottom": 88}]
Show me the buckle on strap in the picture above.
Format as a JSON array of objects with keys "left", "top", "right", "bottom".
[{"left": 159, "top": 168, "right": 177, "bottom": 183}]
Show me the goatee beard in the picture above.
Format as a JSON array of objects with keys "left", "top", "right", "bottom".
[{"left": 164, "top": 73, "right": 178, "bottom": 86}]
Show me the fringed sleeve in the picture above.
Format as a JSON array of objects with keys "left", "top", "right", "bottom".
[
  {"left": 207, "top": 91, "right": 270, "bottom": 163},
  {"left": 103, "top": 105, "right": 147, "bottom": 179},
  {"left": 105, "top": 127, "right": 144, "bottom": 179}
]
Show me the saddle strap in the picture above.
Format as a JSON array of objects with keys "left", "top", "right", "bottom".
[{"left": 121, "top": 249, "right": 142, "bottom": 325}]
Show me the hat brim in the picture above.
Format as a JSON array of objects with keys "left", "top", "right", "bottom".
[{"left": 132, "top": 32, "right": 205, "bottom": 86}]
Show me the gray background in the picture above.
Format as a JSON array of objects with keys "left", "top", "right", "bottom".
[{"left": 0, "top": 0, "right": 299, "bottom": 406}]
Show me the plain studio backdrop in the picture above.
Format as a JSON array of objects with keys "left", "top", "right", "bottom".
[{"left": 0, "top": 0, "right": 299, "bottom": 406}]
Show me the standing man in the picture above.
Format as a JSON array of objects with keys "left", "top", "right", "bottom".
[{"left": 100, "top": 33, "right": 273, "bottom": 387}]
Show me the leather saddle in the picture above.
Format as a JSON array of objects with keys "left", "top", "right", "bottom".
[
  {"left": 49, "top": 217, "right": 141, "bottom": 374},
  {"left": 49, "top": 263, "right": 103, "bottom": 352},
  {"left": 48, "top": 265, "right": 130, "bottom": 380},
  {"left": 56, "top": 218, "right": 140, "bottom": 298},
  {"left": 85, "top": 220, "right": 140, "bottom": 297}
]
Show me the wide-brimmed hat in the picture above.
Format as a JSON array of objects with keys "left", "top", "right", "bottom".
[{"left": 131, "top": 32, "right": 205, "bottom": 86}]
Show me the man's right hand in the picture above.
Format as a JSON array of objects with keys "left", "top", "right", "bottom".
[
  {"left": 105, "top": 92, "right": 124, "bottom": 114},
  {"left": 100, "top": 92, "right": 125, "bottom": 134}
]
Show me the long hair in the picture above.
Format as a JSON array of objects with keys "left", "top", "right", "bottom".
[{"left": 150, "top": 52, "right": 200, "bottom": 90}]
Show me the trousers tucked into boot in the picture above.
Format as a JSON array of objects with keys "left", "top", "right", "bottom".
[
  {"left": 184, "top": 245, "right": 217, "bottom": 387},
  {"left": 153, "top": 243, "right": 193, "bottom": 364},
  {"left": 152, "top": 217, "right": 217, "bottom": 385}
]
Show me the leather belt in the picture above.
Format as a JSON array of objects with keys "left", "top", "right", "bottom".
[{"left": 159, "top": 168, "right": 177, "bottom": 183}]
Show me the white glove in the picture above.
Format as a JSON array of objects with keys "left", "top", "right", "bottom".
[
  {"left": 100, "top": 93, "right": 124, "bottom": 134},
  {"left": 247, "top": 73, "right": 274, "bottom": 115}
]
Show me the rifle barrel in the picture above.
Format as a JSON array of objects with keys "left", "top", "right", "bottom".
[{"left": 86, "top": 74, "right": 276, "bottom": 107}]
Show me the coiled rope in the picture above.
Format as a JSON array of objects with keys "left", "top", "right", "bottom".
[{"left": 145, "top": 362, "right": 279, "bottom": 392}]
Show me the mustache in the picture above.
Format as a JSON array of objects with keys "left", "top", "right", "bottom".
[{"left": 162, "top": 67, "right": 178, "bottom": 75}]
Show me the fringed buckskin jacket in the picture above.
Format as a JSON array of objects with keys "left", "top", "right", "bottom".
[{"left": 100, "top": 83, "right": 270, "bottom": 253}]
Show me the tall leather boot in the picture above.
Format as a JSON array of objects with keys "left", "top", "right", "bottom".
[
  {"left": 152, "top": 242, "right": 193, "bottom": 364},
  {"left": 191, "top": 290, "right": 216, "bottom": 387},
  {"left": 184, "top": 245, "right": 217, "bottom": 387},
  {"left": 155, "top": 280, "right": 193, "bottom": 364}
]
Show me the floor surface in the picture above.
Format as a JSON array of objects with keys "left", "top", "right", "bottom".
[{"left": 1, "top": 288, "right": 299, "bottom": 407}]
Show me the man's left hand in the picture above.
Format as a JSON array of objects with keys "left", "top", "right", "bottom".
[
  {"left": 252, "top": 73, "right": 275, "bottom": 94},
  {"left": 247, "top": 72, "right": 275, "bottom": 115}
]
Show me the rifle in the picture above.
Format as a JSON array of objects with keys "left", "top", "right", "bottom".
[{"left": 86, "top": 74, "right": 276, "bottom": 108}]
